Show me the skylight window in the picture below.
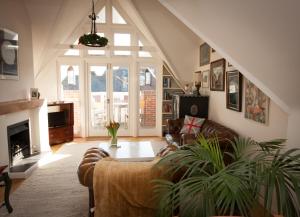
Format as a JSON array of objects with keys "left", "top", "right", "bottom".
[
  {"left": 112, "top": 7, "right": 126, "bottom": 24},
  {"left": 96, "top": 7, "right": 106, "bottom": 23}
]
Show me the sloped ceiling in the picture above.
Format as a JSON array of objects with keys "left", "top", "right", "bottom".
[
  {"left": 24, "top": 0, "right": 202, "bottom": 83},
  {"left": 159, "top": 0, "right": 300, "bottom": 113},
  {"left": 24, "top": 0, "right": 92, "bottom": 76},
  {"left": 131, "top": 0, "right": 202, "bottom": 83}
]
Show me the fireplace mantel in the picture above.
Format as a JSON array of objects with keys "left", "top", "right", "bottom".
[{"left": 0, "top": 99, "right": 44, "bottom": 115}]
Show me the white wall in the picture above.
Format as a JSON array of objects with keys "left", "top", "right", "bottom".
[
  {"left": 159, "top": 0, "right": 300, "bottom": 112},
  {"left": 287, "top": 110, "right": 300, "bottom": 148},
  {"left": 198, "top": 52, "right": 288, "bottom": 142},
  {"left": 159, "top": 0, "right": 299, "bottom": 146},
  {"left": 0, "top": 0, "right": 34, "bottom": 102}
]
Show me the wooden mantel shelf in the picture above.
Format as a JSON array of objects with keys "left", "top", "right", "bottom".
[{"left": 0, "top": 99, "right": 44, "bottom": 115}]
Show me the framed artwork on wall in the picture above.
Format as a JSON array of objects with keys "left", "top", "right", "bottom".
[
  {"left": 202, "top": 70, "right": 210, "bottom": 88},
  {"left": 200, "top": 43, "right": 210, "bottom": 66},
  {"left": 30, "top": 88, "right": 39, "bottom": 100},
  {"left": 244, "top": 79, "right": 270, "bottom": 124},
  {"left": 226, "top": 70, "right": 243, "bottom": 112},
  {"left": 0, "top": 28, "right": 18, "bottom": 80},
  {"left": 210, "top": 58, "right": 225, "bottom": 91}
]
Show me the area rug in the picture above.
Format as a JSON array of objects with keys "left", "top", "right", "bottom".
[{"left": 0, "top": 140, "right": 165, "bottom": 217}]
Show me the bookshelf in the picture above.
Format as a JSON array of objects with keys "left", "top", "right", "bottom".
[{"left": 162, "top": 65, "right": 184, "bottom": 136}]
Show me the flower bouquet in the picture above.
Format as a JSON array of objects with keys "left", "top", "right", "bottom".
[{"left": 106, "top": 121, "right": 120, "bottom": 147}]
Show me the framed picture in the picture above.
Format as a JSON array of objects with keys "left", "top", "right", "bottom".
[
  {"left": 244, "top": 79, "right": 270, "bottom": 124},
  {"left": 30, "top": 88, "right": 39, "bottom": 100},
  {"left": 200, "top": 43, "right": 210, "bottom": 66},
  {"left": 0, "top": 28, "right": 18, "bottom": 80},
  {"left": 210, "top": 58, "right": 225, "bottom": 91},
  {"left": 226, "top": 70, "right": 243, "bottom": 112},
  {"left": 202, "top": 70, "right": 210, "bottom": 88}
]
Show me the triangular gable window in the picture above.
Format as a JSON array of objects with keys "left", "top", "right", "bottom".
[
  {"left": 112, "top": 6, "right": 126, "bottom": 24},
  {"left": 96, "top": 6, "right": 106, "bottom": 23}
]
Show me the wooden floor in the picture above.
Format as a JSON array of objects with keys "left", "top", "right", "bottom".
[{"left": 0, "top": 137, "right": 163, "bottom": 204}]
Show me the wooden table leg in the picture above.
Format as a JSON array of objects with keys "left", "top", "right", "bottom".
[{"left": 2, "top": 172, "right": 13, "bottom": 213}]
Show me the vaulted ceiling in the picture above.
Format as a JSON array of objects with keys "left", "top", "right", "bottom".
[
  {"left": 22, "top": 0, "right": 299, "bottom": 113},
  {"left": 159, "top": 0, "right": 300, "bottom": 113}
]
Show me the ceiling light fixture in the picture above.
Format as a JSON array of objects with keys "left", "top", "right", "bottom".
[{"left": 79, "top": 0, "right": 108, "bottom": 47}]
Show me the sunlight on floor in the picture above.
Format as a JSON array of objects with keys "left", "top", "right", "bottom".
[{"left": 38, "top": 152, "right": 71, "bottom": 168}]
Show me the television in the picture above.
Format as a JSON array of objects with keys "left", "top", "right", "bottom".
[{"left": 48, "top": 111, "right": 67, "bottom": 128}]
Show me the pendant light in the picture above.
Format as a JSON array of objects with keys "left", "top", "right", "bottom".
[{"left": 78, "top": 0, "right": 108, "bottom": 47}]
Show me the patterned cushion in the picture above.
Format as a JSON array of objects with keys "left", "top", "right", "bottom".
[{"left": 180, "top": 115, "right": 205, "bottom": 135}]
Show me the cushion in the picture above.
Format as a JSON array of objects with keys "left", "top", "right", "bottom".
[{"left": 180, "top": 115, "right": 205, "bottom": 135}]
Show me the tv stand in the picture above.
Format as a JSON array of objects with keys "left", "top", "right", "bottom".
[{"left": 47, "top": 102, "right": 74, "bottom": 145}]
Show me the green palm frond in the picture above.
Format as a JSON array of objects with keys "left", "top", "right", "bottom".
[
  {"left": 263, "top": 148, "right": 300, "bottom": 217},
  {"left": 153, "top": 135, "right": 300, "bottom": 217},
  {"left": 259, "top": 139, "right": 286, "bottom": 153}
]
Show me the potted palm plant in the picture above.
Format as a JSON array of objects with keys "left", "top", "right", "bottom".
[{"left": 153, "top": 135, "right": 300, "bottom": 217}]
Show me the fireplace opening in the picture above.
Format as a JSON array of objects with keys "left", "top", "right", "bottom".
[{"left": 7, "top": 120, "right": 31, "bottom": 167}]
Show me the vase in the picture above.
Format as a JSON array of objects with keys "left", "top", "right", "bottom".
[{"left": 110, "top": 135, "right": 118, "bottom": 147}]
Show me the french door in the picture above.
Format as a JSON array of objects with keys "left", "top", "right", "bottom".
[
  {"left": 88, "top": 63, "right": 130, "bottom": 136},
  {"left": 137, "top": 64, "right": 159, "bottom": 136}
]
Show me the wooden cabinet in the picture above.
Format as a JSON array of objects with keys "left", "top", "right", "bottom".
[
  {"left": 172, "top": 95, "right": 209, "bottom": 119},
  {"left": 48, "top": 102, "right": 74, "bottom": 145}
]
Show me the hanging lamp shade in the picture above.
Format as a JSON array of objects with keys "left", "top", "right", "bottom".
[{"left": 79, "top": 0, "right": 108, "bottom": 47}]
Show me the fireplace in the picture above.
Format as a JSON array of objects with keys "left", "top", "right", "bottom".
[{"left": 7, "top": 120, "right": 31, "bottom": 167}]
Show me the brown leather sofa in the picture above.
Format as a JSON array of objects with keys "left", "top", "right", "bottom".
[
  {"left": 77, "top": 145, "right": 176, "bottom": 217},
  {"left": 77, "top": 148, "right": 110, "bottom": 217},
  {"left": 165, "top": 119, "right": 238, "bottom": 151}
]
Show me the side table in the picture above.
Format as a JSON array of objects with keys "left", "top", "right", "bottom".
[{"left": 0, "top": 165, "right": 13, "bottom": 213}]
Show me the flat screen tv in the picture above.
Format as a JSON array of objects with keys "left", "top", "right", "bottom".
[{"left": 48, "top": 111, "right": 66, "bottom": 128}]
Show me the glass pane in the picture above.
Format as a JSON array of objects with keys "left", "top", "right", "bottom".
[
  {"left": 60, "top": 65, "right": 81, "bottom": 135},
  {"left": 88, "top": 50, "right": 105, "bottom": 55},
  {"left": 64, "top": 49, "right": 79, "bottom": 56},
  {"left": 90, "top": 66, "right": 107, "bottom": 128},
  {"left": 139, "top": 67, "right": 156, "bottom": 128},
  {"left": 139, "top": 51, "right": 152, "bottom": 58},
  {"left": 96, "top": 6, "right": 106, "bottom": 23},
  {"left": 114, "top": 33, "right": 130, "bottom": 46},
  {"left": 112, "top": 7, "right": 126, "bottom": 24},
  {"left": 114, "top": 50, "right": 131, "bottom": 56},
  {"left": 112, "top": 66, "right": 129, "bottom": 128}
]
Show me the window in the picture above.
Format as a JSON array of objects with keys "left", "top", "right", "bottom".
[
  {"left": 138, "top": 40, "right": 152, "bottom": 57},
  {"left": 96, "top": 7, "right": 106, "bottom": 23},
  {"left": 64, "top": 39, "right": 79, "bottom": 56},
  {"left": 112, "top": 7, "right": 126, "bottom": 24},
  {"left": 114, "top": 33, "right": 131, "bottom": 55},
  {"left": 114, "top": 33, "right": 130, "bottom": 46}
]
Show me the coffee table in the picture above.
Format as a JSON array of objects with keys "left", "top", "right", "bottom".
[{"left": 98, "top": 141, "right": 156, "bottom": 162}]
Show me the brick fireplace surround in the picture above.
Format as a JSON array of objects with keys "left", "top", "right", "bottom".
[{"left": 0, "top": 99, "right": 50, "bottom": 178}]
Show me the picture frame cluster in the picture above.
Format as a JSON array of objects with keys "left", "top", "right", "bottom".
[{"left": 199, "top": 42, "right": 270, "bottom": 125}]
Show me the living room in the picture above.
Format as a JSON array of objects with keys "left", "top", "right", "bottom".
[{"left": 0, "top": 0, "right": 299, "bottom": 217}]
